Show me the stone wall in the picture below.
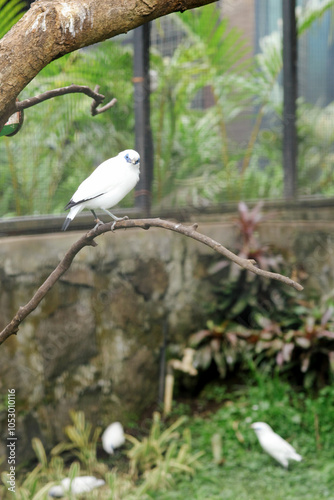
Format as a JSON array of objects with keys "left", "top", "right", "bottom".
[
  {"left": 0, "top": 207, "right": 334, "bottom": 464},
  {"left": 0, "top": 222, "right": 237, "bottom": 464}
]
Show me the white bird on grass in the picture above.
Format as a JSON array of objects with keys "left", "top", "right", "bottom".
[
  {"left": 251, "top": 422, "right": 302, "bottom": 469},
  {"left": 61, "top": 149, "right": 140, "bottom": 231},
  {"left": 102, "top": 421, "right": 125, "bottom": 454},
  {"left": 48, "top": 476, "right": 105, "bottom": 497}
]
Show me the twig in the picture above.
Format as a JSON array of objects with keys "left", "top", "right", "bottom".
[
  {"left": 15, "top": 84, "right": 117, "bottom": 116},
  {"left": 91, "top": 97, "right": 117, "bottom": 116},
  {"left": 0, "top": 217, "right": 303, "bottom": 346},
  {"left": 90, "top": 84, "right": 117, "bottom": 116}
]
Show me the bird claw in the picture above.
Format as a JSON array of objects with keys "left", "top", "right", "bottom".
[
  {"left": 93, "top": 219, "right": 104, "bottom": 231},
  {"left": 110, "top": 216, "right": 128, "bottom": 232}
]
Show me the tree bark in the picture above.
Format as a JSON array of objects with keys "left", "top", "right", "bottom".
[{"left": 0, "top": 0, "right": 216, "bottom": 130}]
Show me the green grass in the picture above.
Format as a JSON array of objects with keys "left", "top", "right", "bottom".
[
  {"left": 148, "top": 377, "right": 334, "bottom": 500},
  {"left": 152, "top": 462, "right": 334, "bottom": 500},
  {"left": 2, "top": 376, "right": 334, "bottom": 499}
]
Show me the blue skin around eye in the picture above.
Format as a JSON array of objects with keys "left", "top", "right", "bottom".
[{"left": 124, "top": 154, "right": 139, "bottom": 164}]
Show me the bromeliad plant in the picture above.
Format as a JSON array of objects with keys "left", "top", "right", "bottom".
[
  {"left": 189, "top": 295, "right": 334, "bottom": 388},
  {"left": 186, "top": 201, "right": 334, "bottom": 387},
  {"left": 188, "top": 320, "right": 250, "bottom": 378},
  {"left": 188, "top": 201, "right": 296, "bottom": 377},
  {"left": 252, "top": 303, "right": 334, "bottom": 387},
  {"left": 206, "top": 201, "right": 290, "bottom": 323}
]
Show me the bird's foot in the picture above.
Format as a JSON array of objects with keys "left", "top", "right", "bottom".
[
  {"left": 93, "top": 219, "right": 104, "bottom": 231},
  {"left": 110, "top": 216, "right": 129, "bottom": 232}
]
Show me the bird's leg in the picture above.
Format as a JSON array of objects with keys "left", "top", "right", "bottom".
[
  {"left": 102, "top": 209, "right": 129, "bottom": 231},
  {"left": 102, "top": 208, "right": 129, "bottom": 222},
  {"left": 91, "top": 210, "right": 104, "bottom": 230}
]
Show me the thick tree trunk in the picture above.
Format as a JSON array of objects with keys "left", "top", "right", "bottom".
[{"left": 0, "top": 0, "right": 216, "bottom": 129}]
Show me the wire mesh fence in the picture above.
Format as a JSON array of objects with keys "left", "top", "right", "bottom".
[{"left": 1, "top": 0, "right": 334, "bottom": 220}]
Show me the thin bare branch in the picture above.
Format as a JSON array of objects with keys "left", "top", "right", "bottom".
[
  {"left": 90, "top": 86, "right": 118, "bottom": 116},
  {"left": 16, "top": 84, "right": 117, "bottom": 116},
  {"left": 91, "top": 97, "right": 118, "bottom": 116},
  {"left": 0, "top": 218, "right": 303, "bottom": 346}
]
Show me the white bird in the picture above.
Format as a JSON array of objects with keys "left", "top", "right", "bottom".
[
  {"left": 61, "top": 149, "right": 140, "bottom": 231},
  {"left": 48, "top": 476, "right": 105, "bottom": 497},
  {"left": 102, "top": 421, "right": 125, "bottom": 454},
  {"left": 251, "top": 422, "right": 302, "bottom": 468}
]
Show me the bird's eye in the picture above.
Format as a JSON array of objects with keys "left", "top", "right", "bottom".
[{"left": 125, "top": 154, "right": 130, "bottom": 161}]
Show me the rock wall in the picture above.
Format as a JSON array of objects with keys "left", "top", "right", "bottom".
[
  {"left": 0, "top": 211, "right": 333, "bottom": 464},
  {"left": 0, "top": 222, "right": 237, "bottom": 464}
]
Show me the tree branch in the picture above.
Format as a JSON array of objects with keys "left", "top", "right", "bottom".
[
  {"left": 15, "top": 84, "right": 117, "bottom": 116},
  {"left": 90, "top": 85, "right": 117, "bottom": 116},
  {"left": 0, "top": 0, "right": 216, "bottom": 129},
  {"left": 0, "top": 217, "right": 303, "bottom": 346}
]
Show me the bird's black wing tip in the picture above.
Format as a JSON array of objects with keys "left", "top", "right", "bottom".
[{"left": 64, "top": 199, "right": 75, "bottom": 211}]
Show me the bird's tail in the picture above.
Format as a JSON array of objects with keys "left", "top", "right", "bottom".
[
  {"left": 291, "top": 452, "right": 302, "bottom": 462},
  {"left": 61, "top": 217, "right": 72, "bottom": 231},
  {"left": 61, "top": 205, "right": 83, "bottom": 231}
]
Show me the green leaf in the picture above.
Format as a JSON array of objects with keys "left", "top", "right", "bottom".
[
  {"left": 31, "top": 438, "right": 47, "bottom": 468},
  {"left": 0, "top": 0, "right": 26, "bottom": 38},
  {"left": 298, "top": 0, "right": 334, "bottom": 35}
]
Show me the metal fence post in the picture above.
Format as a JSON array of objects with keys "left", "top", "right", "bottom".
[
  {"left": 133, "top": 23, "right": 154, "bottom": 215},
  {"left": 282, "top": 0, "right": 298, "bottom": 199}
]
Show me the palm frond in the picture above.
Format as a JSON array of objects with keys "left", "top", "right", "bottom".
[
  {"left": 0, "top": 0, "right": 26, "bottom": 38},
  {"left": 298, "top": 0, "right": 334, "bottom": 35},
  {"left": 177, "top": 4, "right": 250, "bottom": 72}
]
